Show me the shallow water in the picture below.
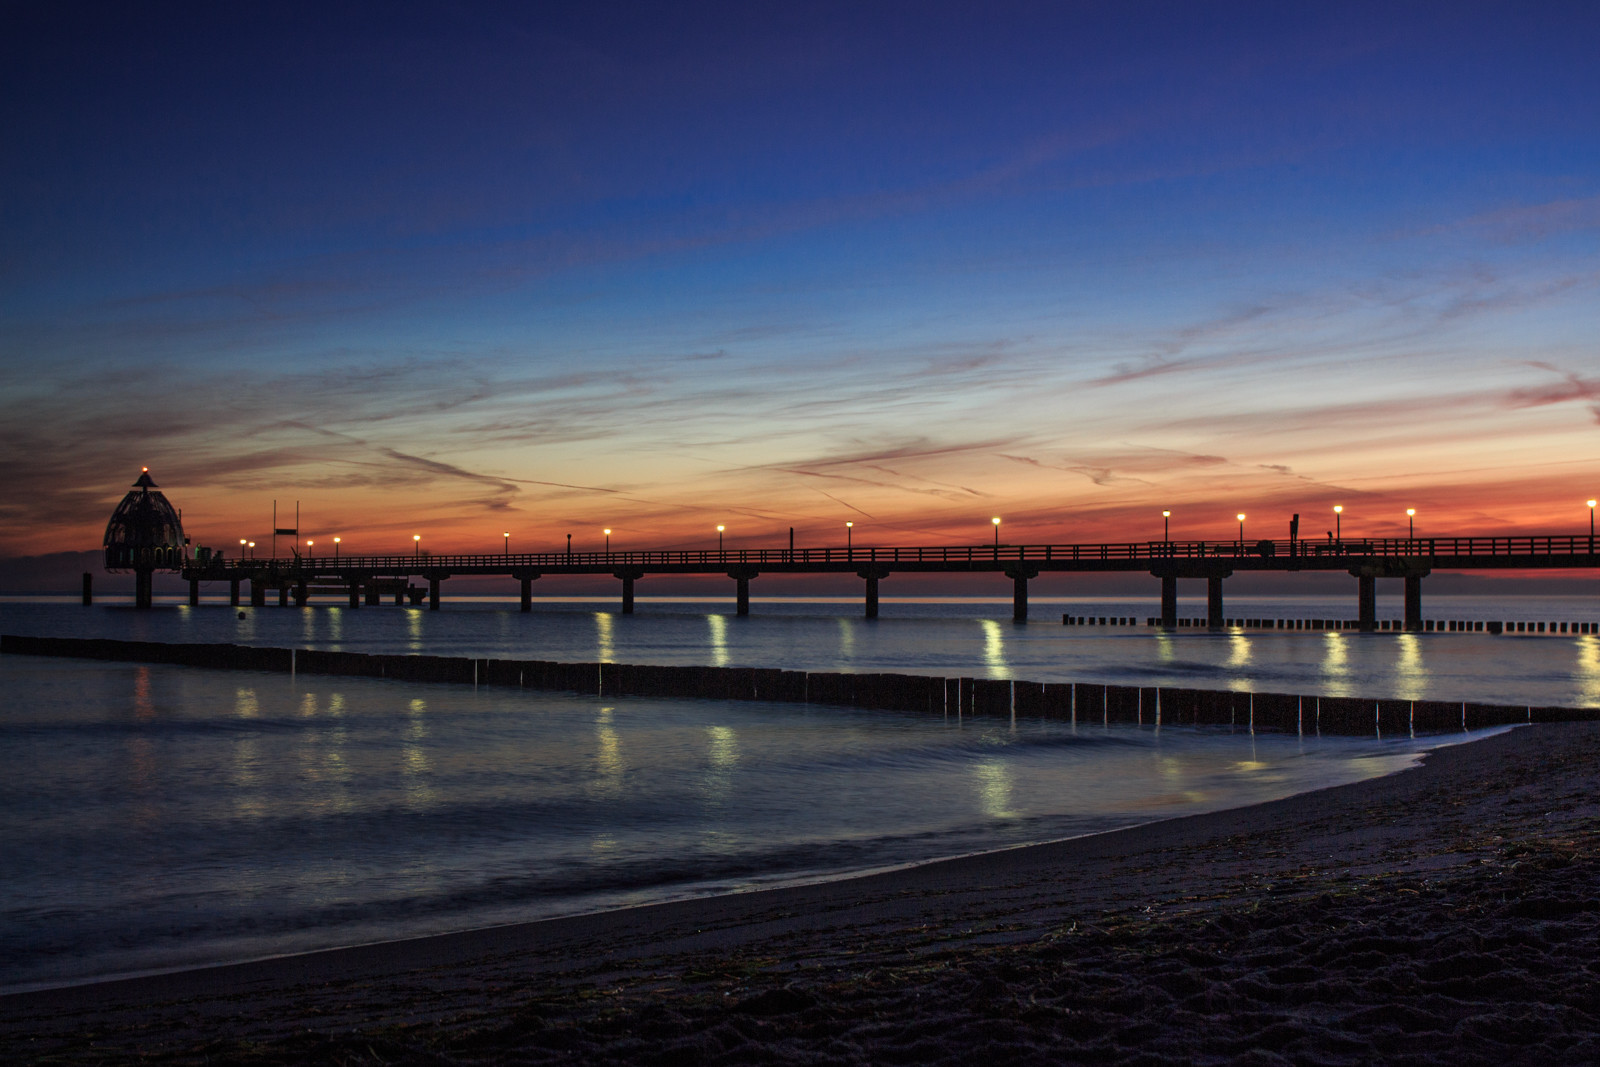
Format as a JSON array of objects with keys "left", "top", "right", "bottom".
[
  {"left": 0, "top": 654, "right": 1434, "bottom": 993},
  {"left": 5, "top": 595, "right": 1599, "bottom": 707},
  {"left": 0, "top": 596, "right": 1576, "bottom": 992}
]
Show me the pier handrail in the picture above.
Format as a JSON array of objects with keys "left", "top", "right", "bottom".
[{"left": 188, "top": 533, "right": 1599, "bottom": 575}]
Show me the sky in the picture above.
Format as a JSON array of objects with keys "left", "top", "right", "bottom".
[{"left": 2, "top": 1, "right": 1598, "bottom": 562}]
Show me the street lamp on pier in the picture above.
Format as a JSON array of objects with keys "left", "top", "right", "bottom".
[
  {"left": 333, "top": 536, "right": 340, "bottom": 559},
  {"left": 1162, "top": 510, "right": 1170, "bottom": 542},
  {"left": 846, "top": 521, "right": 853, "bottom": 553},
  {"left": 1237, "top": 513, "right": 1246, "bottom": 544},
  {"left": 992, "top": 517, "right": 1001, "bottom": 546},
  {"left": 604, "top": 528, "right": 611, "bottom": 553},
  {"left": 503, "top": 532, "right": 509, "bottom": 556},
  {"left": 247, "top": 541, "right": 255, "bottom": 558},
  {"left": 305, "top": 539, "right": 313, "bottom": 560},
  {"left": 1407, "top": 508, "right": 1416, "bottom": 539},
  {"left": 1333, "top": 505, "right": 1342, "bottom": 542},
  {"left": 413, "top": 534, "right": 421, "bottom": 557},
  {"left": 1588, "top": 500, "right": 1596, "bottom": 540},
  {"left": 717, "top": 525, "right": 725, "bottom": 552}
]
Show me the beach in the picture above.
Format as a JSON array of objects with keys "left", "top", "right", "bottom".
[{"left": 4, "top": 720, "right": 1596, "bottom": 1064}]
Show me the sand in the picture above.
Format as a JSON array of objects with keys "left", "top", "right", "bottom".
[{"left": 3, "top": 722, "right": 1598, "bottom": 1065}]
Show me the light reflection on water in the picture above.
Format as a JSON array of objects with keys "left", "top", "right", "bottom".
[
  {"left": 980, "top": 619, "right": 1009, "bottom": 678},
  {"left": 1, "top": 653, "right": 1456, "bottom": 993}
]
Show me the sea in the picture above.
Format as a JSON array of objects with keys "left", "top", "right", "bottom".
[{"left": 3, "top": 592, "right": 1597, "bottom": 993}]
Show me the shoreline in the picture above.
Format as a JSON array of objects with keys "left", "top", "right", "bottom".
[{"left": 7, "top": 721, "right": 1598, "bottom": 1063}]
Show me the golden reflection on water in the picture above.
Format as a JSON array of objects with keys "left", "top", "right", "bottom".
[
  {"left": 402, "top": 696, "right": 434, "bottom": 806},
  {"left": 1575, "top": 636, "right": 1600, "bottom": 707},
  {"left": 1226, "top": 632, "right": 1252, "bottom": 673},
  {"left": 595, "top": 612, "right": 615, "bottom": 663},
  {"left": 1154, "top": 631, "right": 1178, "bottom": 665},
  {"left": 1321, "top": 633, "right": 1353, "bottom": 697},
  {"left": 837, "top": 618, "right": 856, "bottom": 662},
  {"left": 707, "top": 614, "right": 729, "bottom": 668},
  {"left": 972, "top": 758, "right": 1015, "bottom": 819},
  {"left": 406, "top": 609, "right": 424, "bottom": 653},
  {"left": 591, "top": 707, "right": 624, "bottom": 799},
  {"left": 703, "top": 724, "right": 738, "bottom": 803},
  {"left": 327, "top": 606, "right": 343, "bottom": 643},
  {"left": 980, "top": 620, "right": 1009, "bottom": 679},
  {"left": 1394, "top": 633, "right": 1428, "bottom": 701}
]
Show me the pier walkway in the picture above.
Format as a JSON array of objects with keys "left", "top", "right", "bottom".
[{"left": 176, "top": 533, "right": 1599, "bottom": 631}]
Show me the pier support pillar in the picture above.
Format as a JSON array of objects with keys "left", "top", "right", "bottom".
[
  {"left": 512, "top": 570, "right": 541, "bottom": 613},
  {"left": 294, "top": 579, "right": 308, "bottom": 607},
  {"left": 857, "top": 566, "right": 890, "bottom": 619},
  {"left": 429, "top": 577, "right": 441, "bottom": 611},
  {"left": 1357, "top": 573, "right": 1376, "bottom": 632},
  {"left": 135, "top": 569, "right": 153, "bottom": 609},
  {"left": 612, "top": 569, "right": 641, "bottom": 614},
  {"left": 348, "top": 580, "right": 361, "bottom": 608},
  {"left": 1207, "top": 575, "right": 1225, "bottom": 629},
  {"left": 1160, "top": 575, "right": 1177, "bottom": 627},
  {"left": 1405, "top": 574, "right": 1423, "bottom": 632},
  {"left": 251, "top": 580, "right": 266, "bottom": 607},
  {"left": 278, "top": 585, "right": 289, "bottom": 608},
  {"left": 82, "top": 572, "right": 93, "bottom": 606},
  {"left": 230, "top": 578, "right": 240, "bottom": 606},
  {"left": 189, "top": 577, "right": 200, "bottom": 606},
  {"left": 394, "top": 587, "right": 405, "bottom": 606},
  {"left": 1003, "top": 564, "right": 1038, "bottom": 623},
  {"left": 727, "top": 567, "right": 759, "bottom": 616}
]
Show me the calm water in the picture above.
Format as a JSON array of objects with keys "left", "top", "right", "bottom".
[{"left": 1, "top": 595, "right": 1588, "bottom": 992}]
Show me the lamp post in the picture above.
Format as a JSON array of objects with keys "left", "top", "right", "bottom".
[
  {"left": 992, "top": 517, "right": 1001, "bottom": 546},
  {"left": 1237, "top": 513, "right": 1246, "bottom": 544},
  {"left": 503, "top": 532, "right": 509, "bottom": 556},
  {"left": 717, "top": 525, "right": 725, "bottom": 552},
  {"left": 240, "top": 538, "right": 247, "bottom": 559},
  {"left": 1407, "top": 508, "right": 1416, "bottom": 539},
  {"left": 1162, "top": 510, "right": 1170, "bottom": 542},
  {"left": 247, "top": 541, "right": 255, "bottom": 559},
  {"left": 604, "top": 528, "right": 611, "bottom": 553},
  {"left": 333, "top": 536, "right": 340, "bottom": 559},
  {"left": 846, "top": 521, "right": 853, "bottom": 554},
  {"left": 1333, "top": 505, "right": 1342, "bottom": 543},
  {"left": 305, "top": 539, "right": 314, "bottom": 560},
  {"left": 413, "top": 534, "right": 421, "bottom": 557},
  {"left": 1588, "top": 500, "right": 1595, "bottom": 540},
  {"left": 566, "top": 533, "right": 571, "bottom": 557}
]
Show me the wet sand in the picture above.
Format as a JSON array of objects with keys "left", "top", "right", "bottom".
[{"left": 4, "top": 722, "right": 1598, "bottom": 1064}]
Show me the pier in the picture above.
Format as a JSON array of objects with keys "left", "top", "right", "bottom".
[{"left": 174, "top": 534, "right": 1600, "bottom": 630}]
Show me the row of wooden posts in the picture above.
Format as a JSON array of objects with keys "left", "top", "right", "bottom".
[{"left": 6, "top": 633, "right": 1597, "bottom": 737}]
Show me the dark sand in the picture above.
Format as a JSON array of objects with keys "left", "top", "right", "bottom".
[{"left": 4, "top": 723, "right": 1598, "bottom": 1065}]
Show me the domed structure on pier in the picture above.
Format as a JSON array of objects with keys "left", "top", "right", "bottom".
[{"left": 104, "top": 470, "right": 186, "bottom": 606}]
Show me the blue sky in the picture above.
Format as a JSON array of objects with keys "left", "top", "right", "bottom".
[{"left": 2, "top": 1, "right": 1597, "bottom": 557}]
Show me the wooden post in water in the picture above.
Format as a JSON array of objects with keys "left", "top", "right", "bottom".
[{"left": 1207, "top": 575, "right": 1225, "bottom": 629}]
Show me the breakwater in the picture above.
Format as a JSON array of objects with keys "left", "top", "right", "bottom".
[
  {"left": 1065, "top": 615, "right": 1599, "bottom": 634},
  {"left": 5, "top": 633, "right": 1596, "bottom": 737}
]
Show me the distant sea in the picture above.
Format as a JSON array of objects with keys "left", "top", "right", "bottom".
[{"left": 3, "top": 593, "right": 1592, "bottom": 993}]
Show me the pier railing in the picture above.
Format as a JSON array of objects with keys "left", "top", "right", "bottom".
[{"left": 191, "top": 534, "right": 1599, "bottom": 574}]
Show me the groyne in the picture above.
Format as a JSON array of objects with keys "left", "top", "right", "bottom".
[{"left": 5, "top": 633, "right": 1597, "bottom": 737}]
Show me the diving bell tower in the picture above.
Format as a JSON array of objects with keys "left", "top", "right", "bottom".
[{"left": 103, "top": 468, "right": 186, "bottom": 608}]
